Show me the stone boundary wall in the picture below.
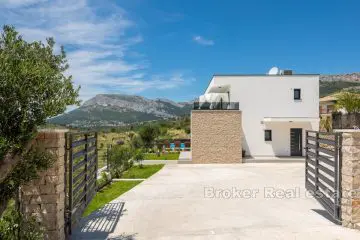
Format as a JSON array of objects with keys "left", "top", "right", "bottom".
[
  {"left": 341, "top": 131, "right": 360, "bottom": 230},
  {"left": 191, "top": 110, "right": 242, "bottom": 164},
  {"left": 20, "top": 129, "right": 68, "bottom": 240}
]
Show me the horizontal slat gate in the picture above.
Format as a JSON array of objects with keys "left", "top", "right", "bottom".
[
  {"left": 65, "top": 132, "right": 98, "bottom": 235},
  {"left": 305, "top": 130, "right": 342, "bottom": 222}
]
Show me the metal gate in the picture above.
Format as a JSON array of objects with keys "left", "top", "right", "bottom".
[
  {"left": 305, "top": 130, "right": 342, "bottom": 222},
  {"left": 65, "top": 131, "right": 98, "bottom": 235}
]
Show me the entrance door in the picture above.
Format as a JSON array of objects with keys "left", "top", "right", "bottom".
[{"left": 290, "top": 128, "right": 302, "bottom": 156}]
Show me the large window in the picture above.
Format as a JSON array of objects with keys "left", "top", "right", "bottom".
[
  {"left": 294, "top": 89, "right": 301, "bottom": 100},
  {"left": 265, "top": 130, "right": 272, "bottom": 141}
]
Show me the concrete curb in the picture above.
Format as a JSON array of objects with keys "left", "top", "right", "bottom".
[
  {"left": 141, "top": 160, "right": 178, "bottom": 165},
  {"left": 112, "top": 178, "right": 146, "bottom": 181}
]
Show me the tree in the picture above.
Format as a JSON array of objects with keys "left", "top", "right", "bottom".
[
  {"left": 108, "top": 145, "right": 133, "bottom": 178},
  {"left": 0, "top": 25, "right": 80, "bottom": 216},
  {"left": 335, "top": 91, "right": 360, "bottom": 113},
  {"left": 138, "top": 124, "right": 160, "bottom": 149},
  {"left": 129, "top": 133, "right": 143, "bottom": 149},
  {"left": 133, "top": 148, "right": 145, "bottom": 168}
]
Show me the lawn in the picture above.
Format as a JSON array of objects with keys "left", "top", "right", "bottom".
[
  {"left": 121, "top": 164, "right": 164, "bottom": 179},
  {"left": 144, "top": 152, "right": 180, "bottom": 160},
  {"left": 83, "top": 180, "right": 142, "bottom": 217}
]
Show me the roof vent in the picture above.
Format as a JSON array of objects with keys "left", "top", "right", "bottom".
[{"left": 283, "top": 70, "right": 293, "bottom": 75}]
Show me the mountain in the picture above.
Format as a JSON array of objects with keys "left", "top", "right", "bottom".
[
  {"left": 48, "top": 94, "right": 193, "bottom": 128},
  {"left": 320, "top": 73, "right": 360, "bottom": 97}
]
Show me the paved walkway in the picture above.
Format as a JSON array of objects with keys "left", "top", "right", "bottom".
[
  {"left": 179, "top": 151, "right": 191, "bottom": 160},
  {"left": 73, "top": 163, "right": 360, "bottom": 240}
]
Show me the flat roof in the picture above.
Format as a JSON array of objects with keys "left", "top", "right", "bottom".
[
  {"left": 319, "top": 94, "right": 338, "bottom": 102},
  {"left": 204, "top": 73, "right": 319, "bottom": 94},
  {"left": 263, "top": 117, "right": 320, "bottom": 122},
  {"left": 213, "top": 74, "right": 320, "bottom": 77}
]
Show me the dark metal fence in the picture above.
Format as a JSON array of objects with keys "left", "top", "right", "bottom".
[
  {"left": 193, "top": 102, "right": 239, "bottom": 110},
  {"left": 305, "top": 130, "right": 342, "bottom": 222},
  {"left": 332, "top": 112, "right": 360, "bottom": 129},
  {"left": 65, "top": 131, "right": 98, "bottom": 235}
]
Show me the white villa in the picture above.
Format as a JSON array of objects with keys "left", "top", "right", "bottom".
[{"left": 191, "top": 68, "right": 320, "bottom": 163}]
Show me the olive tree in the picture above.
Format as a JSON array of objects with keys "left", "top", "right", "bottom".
[
  {"left": 138, "top": 124, "right": 160, "bottom": 149},
  {"left": 0, "top": 25, "right": 80, "bottom": 216},
  {"left": 133, "top": 148, "right": 145, "bottom": 168},
  {"left": 108, "top": 145, "right": 133, "bottom": 178}
]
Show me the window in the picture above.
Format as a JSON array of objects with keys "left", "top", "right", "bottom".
[
  {"left": 294, "top": 89, "right": 301, "bottom": 100},
  {"left": 265, "top": 130, "right": 272, "bottom": 141}
]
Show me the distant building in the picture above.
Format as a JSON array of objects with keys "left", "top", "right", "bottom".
[{"left": 319, "top": 94, "right": 338, "bottom": 115}]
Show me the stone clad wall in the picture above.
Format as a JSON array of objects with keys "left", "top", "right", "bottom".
[
  {"left": 191, "top": 110, "right": 242, "bottom": 164},
  {"left": 341, "top": 131, "right": 360, "bottom": 230},
  {"left": 20, "top": 129, "right": 68, "bottom": 240}
]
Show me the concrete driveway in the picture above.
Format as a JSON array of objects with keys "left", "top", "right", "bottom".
[{"left": 76, "top": 163, "right": 360, "bottom": 240}]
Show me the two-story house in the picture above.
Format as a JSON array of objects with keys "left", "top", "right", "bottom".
[{"left": 191, "top": 69, "right": 320, "bottom": 163}]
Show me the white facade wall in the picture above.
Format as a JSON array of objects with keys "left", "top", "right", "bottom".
[{"left": 205, "top": 75, "right": 319, "bottom": 156}]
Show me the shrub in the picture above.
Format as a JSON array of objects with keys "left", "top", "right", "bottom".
[
  {"left": 129, "top": 134, "right": 143, "bottom": 149},
  {"left": 133, "top": 149, "right": 145, "bottom": 168},
  {"left": 320, "top": 116, "right": 332, "bottom": 132},
  {"left": 108, "top": 145, "right": 133, "bottom": 178},
  {"left": 0, "top": 209, "right": 44, "bottom": 240},
  {"left": 97, "top": 171, "right": 111, "bottom": 190}
]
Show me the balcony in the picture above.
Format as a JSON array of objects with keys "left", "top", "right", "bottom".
[{"left": 193, "top": 102, "right": 239, "bottom": 110}]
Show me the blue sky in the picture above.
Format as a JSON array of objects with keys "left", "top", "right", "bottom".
[{"left": 1, "top": 0, "right": 360, "bottom": 102}]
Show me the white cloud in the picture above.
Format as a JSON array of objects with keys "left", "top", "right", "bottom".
[
  {"left": 193, "top": 35, "right": 214, "bottom": 46},
  {"left": 1, "top": 0, "right": 48, "bottom": 8},
  {"left": 0, "top": 0, "right": 195, "bottom": 101}
]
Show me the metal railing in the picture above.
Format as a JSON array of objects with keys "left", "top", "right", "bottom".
[{"left": 193, "top": 102, "right": 239, "bottom": 110}]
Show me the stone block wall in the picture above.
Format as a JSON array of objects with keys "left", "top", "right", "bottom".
[
  {"left": 20, "top": 129, "right": 68, "bottom": 240},
  {"left": 191, "top": 110, "right": 242, "bottom": 164},
  {"left": 341, "top": 131, "right": 360, "bottom": 230}
]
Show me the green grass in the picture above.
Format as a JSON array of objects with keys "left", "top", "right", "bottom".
[
  {"left": 121, "top": 164, "right": 164, "bottom": 179},
  {"left": 83, "top": 165, "right": 164, "bottom": 217},
  {"left": 83, "top": 181, "right": 142, "bottom": 217},
  {"left": 144, "top": 152, "right": 180, "bottom": 160}
]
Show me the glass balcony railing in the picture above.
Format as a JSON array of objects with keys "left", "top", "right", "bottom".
[{"left": 193, "top": 102, "right": 239, "bottom": 110}]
